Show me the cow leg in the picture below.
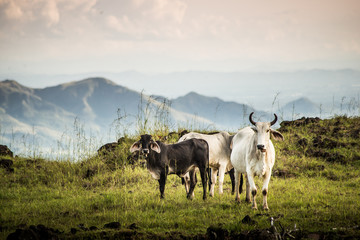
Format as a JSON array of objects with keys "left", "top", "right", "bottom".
[
  {"left": 229, "top": 168, "right": 235, "bottom": 195},
  {"left": 246, "top": 171, "right": 257, "bottom": 209},
  {"left": 183, "top": 177, "right": 189, "bottom": 193},
  {"left": 245, "top": 174, "right": 251, "bottom": 203},
  {"left": 230, "top": 169, "right": 243, "bottom": 195},
  {"left": 182, "top": 173, "right": 190, "bottom": 195},
  {"left": 199, "top": 167, "right": 208, "bottom": 200},
  {"left": 262, "top": 171, "right": 271, "bottom": 211},
  {"left": 234, "top": 169, "right": 241, "bottom": 202},
  {"left": 158, "top": 173, "right": 167, "bottom": 199},
  {"left": 218, "top": 164, "right": 226, "bottom": 195},
  {"left": 189, "top": 169, "right": 197, "bottom": 198},
  {"left": 209, "top": 168, "right": 217, "bottom": 197},
  {"left": 187, "top": 170, "right": 197, "bottom": 200}
]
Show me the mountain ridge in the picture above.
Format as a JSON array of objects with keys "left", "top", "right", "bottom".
[
  {"left": 170, "top": 91, "right": 265, "bottom": 128},
  {"left": 34, "top": 77, "right": 141, "bottom": 123},
  {"left": 0, "top": 78, "right": 220, "bottom": 155},
  {"left": 0, "top": 76, "right": 355, "bottom": 157}
]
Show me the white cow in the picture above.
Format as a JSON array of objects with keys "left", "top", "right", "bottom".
[
  {"left": 230, "top": 112, "right": 284, "bottom": 210},
  {"left": 179, "top": 131, "right": 234, "bottom": 197}
]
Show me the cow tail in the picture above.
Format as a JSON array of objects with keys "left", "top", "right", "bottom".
[
  {"left": 208, "top": 168, "right": 212, "bottom": 191},
  {"left": 239, "top": 173, "right": 244, "bottom": 194}
]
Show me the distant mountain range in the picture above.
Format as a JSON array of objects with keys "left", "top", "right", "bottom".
[
  {"left": 170, "top": 91, "right": 266, "bottom": 128},
  {"left": 0, "top": 78, "right": 223, "bottom": 156},
  {"left": 281, "top": 97, "right": 320, "bottom": 118},
  {"left": 0, "top": 76, "right": 353, "bottom": 157}
]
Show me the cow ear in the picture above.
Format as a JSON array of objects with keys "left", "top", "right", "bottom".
[
  {"left": 130, "top": 141, "right": 141, "bottom": 153},
  {"left": 150, "top": 141, "right": 161, "bottom": 153},
  {"left": 251, "top": 126, "right": 257, "bottom": 132},
  {"left": 270, "top": 129, "right": 284, "bottom": 141}
]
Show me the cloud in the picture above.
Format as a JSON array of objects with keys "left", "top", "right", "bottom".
[
  {"left": 106, "top": 15, "right": 131, "bottom": 33},
  {"left": 101, "top": 0, "right": 187, "bottom": 40},
  {"left": 141, "top": 0, "right": 187, "bottom": 24},
  {"left": 0, "top": 0, "right": 98, "bottom": 28},
  {"left": 130, "top": 0, "right": 186, "bottom": 23},
  {"left": 3, "top": 0, "right": 23, "bottom": 20},
  {"left": 41, "top": 0, "right": 60, "bottom": 27},
  {"left": 63, "top": 0, "right": 97, "bottom": 12},
  {"left": 1, "top": 0, "right": 360, "bottom": 74}
]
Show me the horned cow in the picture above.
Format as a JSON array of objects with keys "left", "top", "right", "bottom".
[{"left": 230, "top": 112, "right": 284, "bottom": 210}]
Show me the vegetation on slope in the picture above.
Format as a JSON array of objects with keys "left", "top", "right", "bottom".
[{"left": 1, "top": 116, "right": 360, "bottom": 239}]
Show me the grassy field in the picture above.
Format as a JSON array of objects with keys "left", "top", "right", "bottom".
[{"left": 1, "top": 116, "right": 360, "bottom": 239}]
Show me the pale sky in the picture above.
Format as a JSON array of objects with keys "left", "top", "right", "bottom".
[{"left": 1, "top": 0, "right": 360, "bottom": 80}]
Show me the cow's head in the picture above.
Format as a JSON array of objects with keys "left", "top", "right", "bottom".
[
  {"left": 130, "top": 134, "right": 161, "bottom": 156},
  {"left": 249, "top": 112, "right": 284, "bottom": 153}
]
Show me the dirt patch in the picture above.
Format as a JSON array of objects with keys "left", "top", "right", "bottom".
[
  {"left": 305, "top": 148, "right": 346, "bottom": 164},
  {"left": 312, "top": 136, "right": 346, "bottom": 149},
  {"left": 103, "top": 222, "right": 121, "bottom": 229},
  {"left": 278, "top": 116, "right": 360, "bottom": 165},
  {"left": 0, "top": 145, "right": 13, "bottom": 157},
  {"left": 241, "top": 215, "right": 257, "bottom": 225},
  {"left": 279, "top": 117, "right": 321, "bottom": 131},
  {"left": 296, "top": 138, "right": 308, "bottom": 148},
  {"left": 7, "top": 224, "right": 61, "bottom": 240},
  {"left": 0, "top": 159, "right": 14, "bottom": 172},
  {"left": 83, "top": 168, "right": 96, "bottom": 179},
  {"left": 273, "top": 169, "right": 296, "bottom": 178},
  {"left": 6, "top": 223, "right": 360, "bottom": 240}
]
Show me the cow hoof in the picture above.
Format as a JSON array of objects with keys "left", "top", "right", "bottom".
[{"left": 263, "top": 206, "right": 269, "bottom": 211}]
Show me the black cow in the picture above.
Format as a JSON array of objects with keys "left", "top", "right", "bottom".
[{"left": 130, "top": 134, "right": 209, "bottom": 200}]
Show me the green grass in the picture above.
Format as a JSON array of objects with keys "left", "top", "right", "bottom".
[{"left": 1, "top": 116, "right": 360, "bottom": 239}]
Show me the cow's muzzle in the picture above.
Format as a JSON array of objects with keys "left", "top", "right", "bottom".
[
  {"left": 257, "top": 144, "right": 266, "bottom": 153},
  {"left": 142, "top": 149, "right": 149, "bottom": 156}
]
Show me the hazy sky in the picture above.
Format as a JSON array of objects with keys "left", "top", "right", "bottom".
[{"left": 1, "top": 0, "right": 360, "bottom": 82}]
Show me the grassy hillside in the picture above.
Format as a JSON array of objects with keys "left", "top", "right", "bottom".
[{"left": 1, "top": 116, "right": 360, "bottom": 239}]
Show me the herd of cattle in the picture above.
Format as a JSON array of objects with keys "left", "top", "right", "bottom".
[{"left": 129, "top": 112, "right": 284, "bottom": 210}]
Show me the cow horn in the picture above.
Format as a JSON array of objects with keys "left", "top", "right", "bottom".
[
  {"left": 270, "top": 114, "right": 278, "bottom": 126},
  {"left": 249, "top": 112, "right": 256, "bottom": 125}
]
